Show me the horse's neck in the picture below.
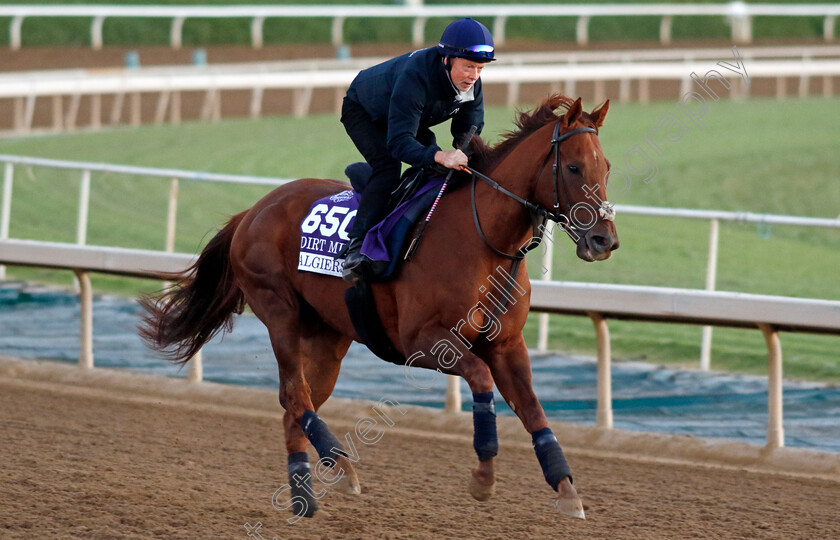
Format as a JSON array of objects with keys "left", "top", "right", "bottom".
[{"left": 469, "top": 135, "right": 547, "bottom": 256}]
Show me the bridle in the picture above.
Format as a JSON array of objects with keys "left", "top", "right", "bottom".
[{"left": 461, "top": 121, "right": 615, "bottom": 261}]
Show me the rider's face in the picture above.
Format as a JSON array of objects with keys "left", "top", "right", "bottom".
[{"left": 448, "top": 57, "right": 485, "bottom": 92}]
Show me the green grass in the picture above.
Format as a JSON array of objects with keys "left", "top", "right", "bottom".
[
  {"left": 1, "top": 96, "right": 838, "bottom": 381},
  {"left": 0, "top": 0, "right": 836, "bottom": 47}
]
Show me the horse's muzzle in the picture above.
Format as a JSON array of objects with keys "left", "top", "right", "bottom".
[{"left": 578, "top": 223, "right": 619, "bottom": 262}]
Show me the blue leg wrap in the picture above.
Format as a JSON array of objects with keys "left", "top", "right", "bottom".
[
  {"left": 472, "top": 392, "right": 499, "bottom": 462},
  {"left": 532, "top": 427, "right": 572, "bottom": 490},
  {"left": 287, "top": 451, "right": 317, "bottom": 517},
  {"left": 301, "top": 410, "right": 346, "bottom": 463}
]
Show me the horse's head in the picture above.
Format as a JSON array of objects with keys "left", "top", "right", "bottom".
[
  {"left": 528, "top": 96, "right": 619, "bottom": 262},
  {"left": 469, "top": 94, "right": 619, "bottom": 262}
]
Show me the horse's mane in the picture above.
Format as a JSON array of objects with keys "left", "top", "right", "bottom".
[{"left": 470, "top": 94, "right": 591, "bottom": 173}]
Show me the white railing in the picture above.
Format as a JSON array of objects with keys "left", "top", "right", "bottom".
[
  {"left": 4, "top": 56, "right": 840, "bottom": 132},
  {"left": 0, "top": 155, "right": 291, "bottom": 282},
  {"left": 612, "top": 205, "right": 840, "bottom": 370},
  {"left": 2, "top": 236, "right": 839, "bottom": 449},
  {"left": 3, "top": 3, "right": 840, "bottom": 50},
  {"left": 2, "top": 154, "right": 839, "bottom": 369}
]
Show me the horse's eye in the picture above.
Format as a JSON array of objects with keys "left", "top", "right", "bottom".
[{"left": 567, "top": 165, "right": 580, "bottom": 174}]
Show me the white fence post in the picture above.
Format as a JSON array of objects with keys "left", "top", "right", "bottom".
[
  {"left": 411, "top": 16, "right": 426, "bottom": 47},
  {"left": 825, "top": 15, "right": 836, "bottom": 42},
  {"left": 575, "top": 16, "right": 590, "bottom": 46},
  {"left": 589, "top": 312, "right": 613, "bottom": 429},
  {"left": 91, "top": 16, "right": 105, "bottom": 50},
  {"left": 75, "top": 269, "right": 94, "bottom": 369},
  {"left": 251, "top": 16, "right": 265, "bottom": 49},
  {"left": 659, "top": 15, "right": 672, "bottom": 45},
  {"left": 188, "top": 349, "right": 203, "bottom": 382},
  {"left": 537, "top": 237, "right": 553, "bottom": 352},
  {"left": 331, "top": 17, "right": 345, "bottom": 47},
  {"left": 758, "top": 323, "right": 784, "bottom": 448},
  {"left": 165, "top": 178, "right": 179, "bottom": 252},
  {"left": 0, "top": 162, "right": 13, "bottom": 280},
  {"left": 700, "top": 218, "right": 719, "bottom": 370},
  {"left": 77, "top": 170, "right": 91, "bottom": 246},
  {"left": 171, "top": 17, "right": 185, "bottom": 50},
  {"left": 493, "top": 16, "right": 507, "bottom": 46},
  {"left": 445, "top": 375, "right": 461, "bottom": 413},
  {"left": 10, "top": 16, "right": 24, "bottom": 51}
]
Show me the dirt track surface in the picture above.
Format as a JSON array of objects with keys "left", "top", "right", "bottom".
[{"left": 1, "top": 358, "right": 839, "bottom": 540}]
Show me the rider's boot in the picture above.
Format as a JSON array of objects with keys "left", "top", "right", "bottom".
[{"left": 341, "top": 236, "right": 370, "bottom": 283}]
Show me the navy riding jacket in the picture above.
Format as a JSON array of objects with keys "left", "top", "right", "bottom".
[{"left": 345, "top": 47, "right": 484, "bottom": 167}]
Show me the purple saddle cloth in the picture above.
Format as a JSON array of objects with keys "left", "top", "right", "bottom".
[{"left": 298, "top": 175, "right": 444, "bottom": 279}]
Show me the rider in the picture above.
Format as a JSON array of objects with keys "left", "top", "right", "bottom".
[{"left": 339, "top": 17, "right": 496, "bottom": 282}]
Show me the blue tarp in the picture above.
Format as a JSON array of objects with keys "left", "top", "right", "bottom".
[{"left": 2, "top": 286, "right": 839, "bottom": 452}]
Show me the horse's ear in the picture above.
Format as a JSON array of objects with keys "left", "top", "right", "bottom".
[
  {"left": 590, "top": 100, "right": 610, "bottom": 128},
  {"left": 565, "top": 98, "right": 583, "bottom": 126}
]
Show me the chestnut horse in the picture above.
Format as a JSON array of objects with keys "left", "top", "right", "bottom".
[{"left": 140, "top": 95, "right": 618, "bottom": 521}]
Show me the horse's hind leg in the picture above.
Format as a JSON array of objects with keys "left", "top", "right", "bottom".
[
  {"left": 235, "top": 284, "right": 337, "bottom": 519},
  {"left": 289, "top": 317, "right": 360, "bottom": 495},
  {"left": 239, "top": 283, "right": 319, "bottom": 520},
  {"left": 271, "top": 307, "right": 359, "bottom": 521}
]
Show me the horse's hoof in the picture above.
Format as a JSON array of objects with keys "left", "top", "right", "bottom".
[
  {"left": 334, "top": 455, "right": 361, "bottom": 495},
  {"left": 555, "top": 477, "right": 585, "bottom": 519},
  {"left": 468, "top": 469, "right": 496, "bottom": 502}
]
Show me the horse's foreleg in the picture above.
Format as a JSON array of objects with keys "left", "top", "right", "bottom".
[
  {"left": 468, "top": 387, "right": 498, "bottom": 502},
  {"left": 486, "top": 338, "right": 585, "bottom": 519}
]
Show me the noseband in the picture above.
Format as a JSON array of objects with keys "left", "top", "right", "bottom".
[{"left": 462, "top": 121, "right": 615, "bottom": 261}]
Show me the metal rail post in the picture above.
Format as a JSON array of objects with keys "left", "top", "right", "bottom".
[
  {"left": 700, "top": 218, "right": 719, "bottom": 370},
  {"left": 537, "top": 238, "right": 554, "bottom": 352},
  {"left": 825, "top": 15, "right": 836, "bottom": 42},
  {"left": 659, "top": 15, "right": 672, "bottom": 45},
  {"left": 0, "top": 163, "right": 13, "bottom": 280},
  {"left": 165, "top": 178, "right": 179, "bottom": 252},
  {"left": 74, "top": 270, "right": 94, "bottom": 369},
  {"left": 162, "top": 178, "right": 179, "bottom": 292},
  {"left": 411, "top": 17, "right": 426, "bottom": 47},
  {"left": 445, "top": 375, "right": 461, "bottom": 413},
  {"left": 589, "top": 312, "right": 613, "bottom": 428},
  {"left": 331, "top": 17, "right": 345, "bottom": 47},
  {"left": 171, "top": 17, "right": 185, "bottom": 49},
  {"left": 251, "top": 16, "right": 265, "bottom": 49},
  {"left": 77, "top": 170, "right": 91, "bottom": 246},
  {"left": 91, "top": 16, "right": 105, "bottom": 50},
  {"left": 188, "top": 349, "right": 203, "bottom": 382},
  {"left": 493, "top": 16, "right": 507, "bottom": 46},
  {"left": 758, "top": 323, "right": 784, "bottom": 448},
  {"left": 10, "top": 16, "right": 24, "bottom": 51}
]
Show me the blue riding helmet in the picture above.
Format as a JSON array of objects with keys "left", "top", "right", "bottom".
[{"left": 437, "top": 18, "right": 496, "bottom": 63}]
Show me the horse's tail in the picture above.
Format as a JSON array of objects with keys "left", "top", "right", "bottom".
[{"left": 139, "top": 212, "right": 247, "bottom": 366}]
